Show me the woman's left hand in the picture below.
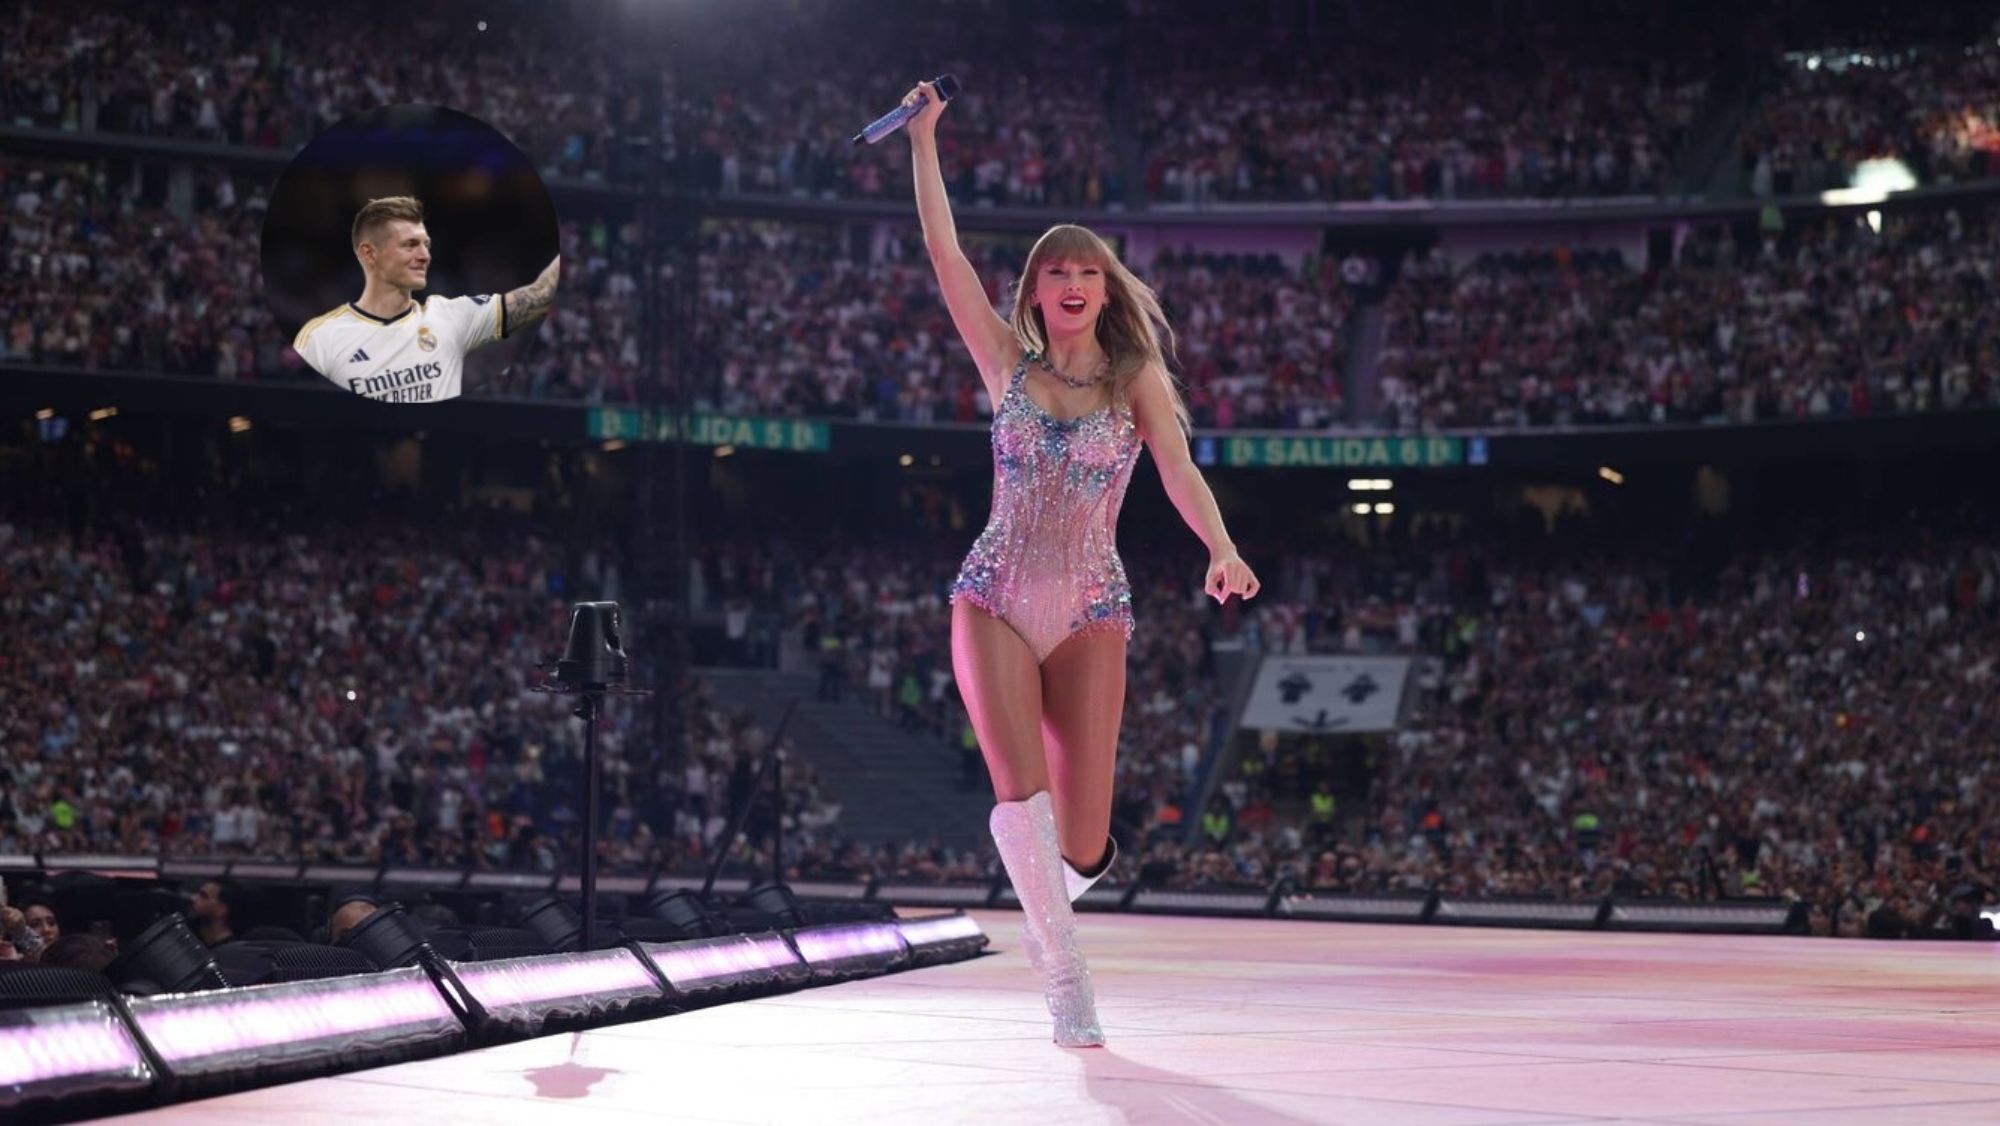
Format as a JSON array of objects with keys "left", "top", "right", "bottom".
[{"left": 1204, "top": 552, "right": 1260, "bottom": 603}]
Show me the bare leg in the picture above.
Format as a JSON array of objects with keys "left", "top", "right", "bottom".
[
  {"left": 1040, "top": 628, "right": 1126, "bottom": 872},
  {"left": 951, "top": 601, "right": 1048, "bottom": 801}
]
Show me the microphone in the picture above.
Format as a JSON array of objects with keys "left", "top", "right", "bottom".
[{"left": 852, "top": 74, "right": 961, "bottom": 146}]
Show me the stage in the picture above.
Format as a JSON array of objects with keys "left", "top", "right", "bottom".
[{"left": 110, "top": 909, "right": 2000, "bottom": 1124}]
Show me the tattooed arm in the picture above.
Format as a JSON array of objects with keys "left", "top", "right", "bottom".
[{"left": 501, "top": 256, "right": 561, "bottom": 339}]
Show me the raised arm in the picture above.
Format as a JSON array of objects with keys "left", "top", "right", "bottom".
[
  {"left": 905, "top": 81, "right": 1017, "bottom": 399},
  {"left": 501, "top": 256, "right": 561, "bottom": 339}
]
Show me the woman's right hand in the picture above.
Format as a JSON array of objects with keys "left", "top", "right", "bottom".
[{"left": 903, "top": 80, "right": 948, "bottom": 141}]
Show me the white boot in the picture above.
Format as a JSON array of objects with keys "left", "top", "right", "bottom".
[
  {"left": 990, "top": 791, "right": 1104, "bottom": 1047},
  {"left": 1063, "top": 837, "right": 1118, "bottom": 902}
]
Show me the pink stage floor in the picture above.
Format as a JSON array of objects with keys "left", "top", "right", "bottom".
[{"left": 108, "top": 909, "right": 2000, "bottom": 1124}]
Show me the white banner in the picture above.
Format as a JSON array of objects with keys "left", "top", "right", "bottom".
[{"left": 1240, "top": 655, "right": 1410, "bottom": 733}]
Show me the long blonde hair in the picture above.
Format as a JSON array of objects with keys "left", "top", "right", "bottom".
[{"left": 1009, "top": 225, "right": 1190, "bottom": 434}]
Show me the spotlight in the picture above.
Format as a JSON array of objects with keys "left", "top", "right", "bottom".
[
  {"left": 89, "top": 406, "right": 118, "bottom": 422},
  {"left": 644, "top": 889, "right": 728, "bottom": 939},
  {"left": 517, "top": 896, "right": 583, "bottom": 952},
  {"left": 338, "top": 904, "right": 434, "bottom": 970},
  {"left": 1598, "top": 466, "right": 1626, "bottom": 485},
  {"left": 898, "top": 453, "right": 914, "bottom": 467},
  {"left": 743, "top": 883, "right": 807, "bottom": 930},
  {"left": 555, "top": 602, "right": 628, "bottom": 690},
  {"left": 227, "top": 416, "right": 251, "bottom": 434},
  {"left": 112, "top": 913, "right": 231, "bottom": 993},
  {"left": 1350, "top": 502, "right": 1370, "bottom": 515}
]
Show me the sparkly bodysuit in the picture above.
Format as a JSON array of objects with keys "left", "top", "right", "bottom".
[{"left": 950, "top": 353, "right": 1143, "bottom": 662}]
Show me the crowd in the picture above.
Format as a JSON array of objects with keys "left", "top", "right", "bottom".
[
  {"left": 1137, "top": 16, "right": 1710, "bottom": 204},
  {"left": 1375, "top": 205, "right": 2000, "bottom": 430},
  {"left": 26, "top": 0, "right": 1999, "bottom": 212},
  {"left": 1742, "top": 38, "right": 2000, "bottom": 198},
  {"left": 0, "top": 434, "right": 840, "bottom": 880}
]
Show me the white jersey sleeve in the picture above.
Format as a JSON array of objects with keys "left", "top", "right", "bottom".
[
  {"left": 432, "top": 293, "right": 504, "bottom": 355},
  {"left": 292, "top": 307, "right": 348, "bottom": 376}
]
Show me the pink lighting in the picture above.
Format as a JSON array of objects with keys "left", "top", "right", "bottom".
[
  {"left": 642, "top": 933, "right": 803, "bottom": 992},
  {"left": 451, "top": 949, "right": 662, "bottom": 1014},
  {"left": 895, "top": 914, "right": 985, "bottom": 947},
  {"left": 791, "top": 922, "right": 908, "bottom": 968},
  {"left": 0, "top": 1003, "right": 150, "bottom": 1091},
  {"left": 129, "top": 968, "right": 458, "bottom": 1072}
]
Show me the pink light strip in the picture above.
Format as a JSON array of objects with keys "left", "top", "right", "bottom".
[
  {"left": 895, "top": 914, "right": 985, "bottom": 947},
  {"left": 791, "top": 922, "right": 907, "bottom": 965},
  {"left": 0, "top": 1003, "right": 148, "bottom": 1088},
  {"left": 643, "top": 933, "right": 801, "bottom": 990},
  {"left": 451, "top": 949, "right": 661, "bottom": 1010},
  {"left": 130, "top": 968, "right": 456, "bottom": 1067}
]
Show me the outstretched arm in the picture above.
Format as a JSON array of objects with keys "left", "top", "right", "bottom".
[
  {"left": 1130, "top": 364, "right": 1261, "bottom": 604},
  {"left": 501, "top": 256, "right": 561, "bottom": 339},
  {"left": 906, "top": 81, "right": 1016, "bottom": 398}
]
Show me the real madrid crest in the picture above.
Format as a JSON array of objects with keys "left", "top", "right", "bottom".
[{"left": 417, "top": 325, "right": 438, "bottom": 352}]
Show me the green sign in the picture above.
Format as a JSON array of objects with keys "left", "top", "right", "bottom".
[
  {"left": 1219, "top": 435, "right": 1465, "bottom": 468},
  {"left": 588, "top": 409, "right": 830, "bottom": 453}
]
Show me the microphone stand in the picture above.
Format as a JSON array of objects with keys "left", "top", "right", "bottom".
[{"left": 534, "top": 602, "right": 648, "bottom": 952}]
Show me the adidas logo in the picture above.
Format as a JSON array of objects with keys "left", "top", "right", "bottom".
[{"left": 350, "top": 348, "right": 370, "bottom": 364}]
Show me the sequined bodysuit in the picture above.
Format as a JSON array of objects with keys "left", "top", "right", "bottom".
[{"left": 950, "top": 354, "right": 1143, "bottom": 662}]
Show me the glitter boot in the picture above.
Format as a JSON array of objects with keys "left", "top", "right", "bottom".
[
  {"left": 1063, "top": 836, "right": 1118, "bottom": 902},
  {"left": 990, "top": 791, "right": 1105, "bottom": 1047}
]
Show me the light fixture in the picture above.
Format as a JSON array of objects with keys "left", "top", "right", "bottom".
[
  {"left": 89, "top": 407, "right": 118, "bottom": 422},
  {"left": 337, "top": 904, "right": 434, "bottom": 970},
  {"left": 743, "top": 883, "right": 807, "bottom": 930},
  {"left": 0, "top": 1000, "right": 156, "bottom": 1118},
  {"left": 517, "top": 896, "right": 583, "bottom": 952},
  {"left": 1374, "top": 502, "right": 1395, "bottom": 515},
  {"left": 790, "top": 922, "right": 909, "bottom": 982},
  {"left": 1277, "top": 892, "right": 1436, "bottom": 923},
  {"left": 898, "top": 453, "right": 914, "bottom": 467},
  {"left": 1604, "top": 899, "right": 1806, "bottom": 934},
  {"left": 1598, "top": 466, "right": 1625, "bottom": 485},
  {"left": 1433, "top": 896, "right": 1605, "bottom": 929},
  {"left": 600, "top": 439, "right": 626, "bottom": 452},
  {"left": 126, "top": 967, "right": 463, "bottom": 1090},
  {"left": 893, "top": 911, "right": 989, "bottom": 967},
  {"left": 34, "top": 408, "right": 55, "bottom": 421},
  {"left": 227, "top": 416, "right": 251, "bottom": 434},
  {"left": 637, "top": 933, "right": 810, "bottom": 998},
  {"left": 448, "top": 948, "right": 668, "bottom": 1037},
  {"left": 643, "top": 889, "right": 728, "bottom": 939},
  {"left": 111, "top": 914, "right": 231, "bottom": 994},
  {"left": 1128, "top": 887, "right": 1274, "bottom": 917},
  {"left": 713, "top": 444, "right": 736, "bottom": 458},
  {"left": 1350, "top": 502, "right": 1370, "bottom": 515}
]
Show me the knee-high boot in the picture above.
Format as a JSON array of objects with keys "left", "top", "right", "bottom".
[{"left": 989, "top": 791, "right": 1105, "bottom": 1047}]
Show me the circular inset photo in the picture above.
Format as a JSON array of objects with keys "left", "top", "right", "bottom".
[{"left": 263, "top": 105, "right": 560, "bottom": 404}]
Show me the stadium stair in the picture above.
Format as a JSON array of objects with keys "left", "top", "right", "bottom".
[{"left": 701, "top": 668, "right": 993, "bottom": 852}]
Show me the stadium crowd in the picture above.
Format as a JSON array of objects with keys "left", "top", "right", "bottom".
[
  {"left": 1376, "top": 205, "right": 2000, "bottom": 430},
  {"left": 1742, "top": 39, "right": 2000, "bottom": 199},
  {"left": 0, "top": 436, "right": 841, "bottom": 882}
]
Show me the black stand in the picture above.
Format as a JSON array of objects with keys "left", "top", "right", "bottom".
[
  {"left": 533, "top": 600, "right": 646, "bottom": 952},
  {"left": 701, "top": 698, "right": 800, "bottom": 901}
]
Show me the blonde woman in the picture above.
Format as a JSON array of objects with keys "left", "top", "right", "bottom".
[{"left": 903, "top": 81, "right": 1260, "bottom": 1047}]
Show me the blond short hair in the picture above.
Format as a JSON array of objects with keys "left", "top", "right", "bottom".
[{"left": 351, "top": 196, "right": 426, "bottom": 249}]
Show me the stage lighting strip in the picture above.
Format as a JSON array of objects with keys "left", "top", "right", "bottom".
[
  {"left": 450, "top": 948, "right": 664, "bottom": 1023},
  {"left": 792, "top": 922, "right": 909, "bottom": 973},
  {"left": 127, "top": 968, "right": 460, "bottom": 1075},
  {"left": 0, "top": 1001, "right": 153, "bottom": 1102},
  {"left": 894, "top": 913, "right": 985, "bottom": 947},
  {"left": 641, "top": 933, "right": 803, "bottom": 994}
]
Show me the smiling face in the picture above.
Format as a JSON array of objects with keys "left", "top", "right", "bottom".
[
  {"left": 1034, "top": 257, "right": 1108, "bottom": 334},
  {"left": 359, "top": 219, "right": 432, "bottom": 293}
]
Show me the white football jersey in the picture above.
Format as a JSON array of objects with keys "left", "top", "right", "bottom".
[{"left": 293, "top": 294, "right": 504, "bottom": 403}]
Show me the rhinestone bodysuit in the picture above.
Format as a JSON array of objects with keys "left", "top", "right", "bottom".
[{"left": 950, "top": 353, "right": 1142, "bottom": 663}]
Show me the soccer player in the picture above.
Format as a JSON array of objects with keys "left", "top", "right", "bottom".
[{"left": 293, "top": 196, "right": 559, "bottom": 403}]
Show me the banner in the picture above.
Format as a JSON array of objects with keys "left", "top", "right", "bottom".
[
  {"left": 1240, "top": 655, "right": 1411, "bottom": 733},
  {"left": 1198, "top": 435, "right": 1476, "bottom": 468},
  {"left": 588, "top": 409, "right": 830, "bottom": 453}
]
